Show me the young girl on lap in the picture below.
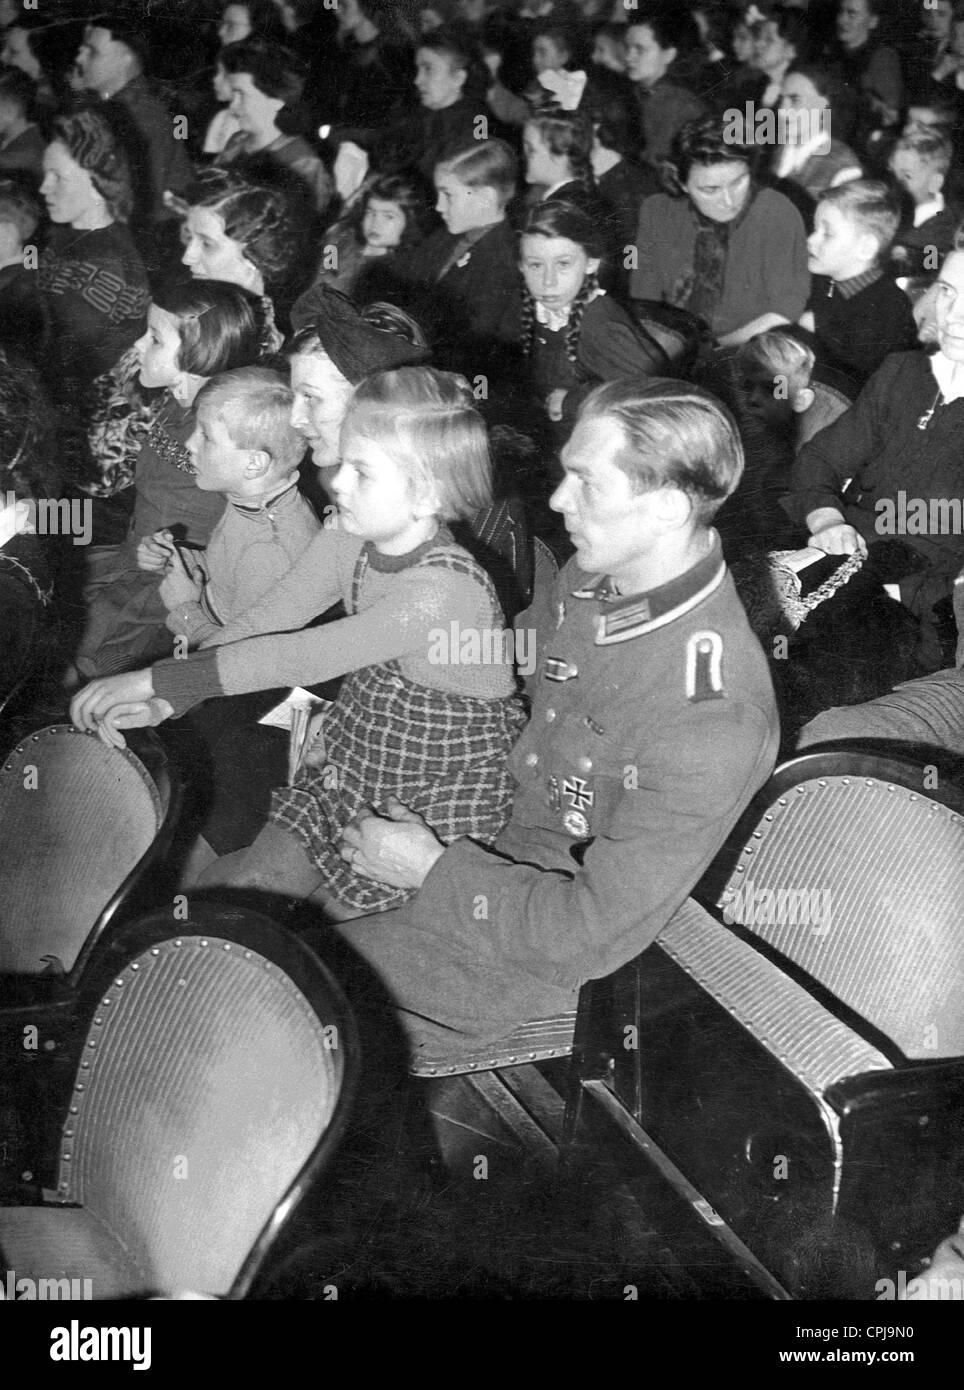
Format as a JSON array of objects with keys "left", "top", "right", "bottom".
[{"left": 72, "top": 367, "right": 527, "bottom": 918}]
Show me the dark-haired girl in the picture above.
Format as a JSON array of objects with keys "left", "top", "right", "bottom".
[
  {"left": 519, "top": 200, "right": 664, "bottom": 440},
  {"left": 295, "top": 172, "right": 435, "bottom": 310}
]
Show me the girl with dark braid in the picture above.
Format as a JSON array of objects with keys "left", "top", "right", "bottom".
[
  {"left": 519, "top": 201, "right": 664, "bottom": 443},
  {"left": 522, "top": 105, "right": 606, "bottom": 225}
]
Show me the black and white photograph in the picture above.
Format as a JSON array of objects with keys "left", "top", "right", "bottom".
[{"left": 0, "top": 0, "right": 962, "bottom": 1353}]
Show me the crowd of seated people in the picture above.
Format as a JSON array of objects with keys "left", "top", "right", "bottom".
[{"left": 3, "top": 2, "right": 964, "bottom": 1291}]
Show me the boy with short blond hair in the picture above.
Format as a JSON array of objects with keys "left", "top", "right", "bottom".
[
  {"left": 141, "top": 365, "right": 319, "bottom": 650},
  {"left": 801, "top": 178, "right": 918, "bottom": 393}
]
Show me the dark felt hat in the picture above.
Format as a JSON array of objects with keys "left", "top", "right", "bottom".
[{"left": 311, "top": 286, "right": 428, "bottom": 384}]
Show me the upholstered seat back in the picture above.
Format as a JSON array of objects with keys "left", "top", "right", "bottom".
[
  {"left": 0, "top": 726, "right": 162, "bottom": 974},
  {"left": 56, "top": 936, "right": 343, "bottom": 1296},
  {"left": 718, "top": 775, "right": 964, "bottom": 1059}
]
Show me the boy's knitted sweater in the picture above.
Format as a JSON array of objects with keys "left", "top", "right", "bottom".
[
  {"left": 163, "top": 479, "right": 321, "bottom": 647},
  {"left": 807, "top": 267, "right": 917, "bottom": 393},
  {"left": 151, "top": 527, "right": 516, "bottom": 715}
]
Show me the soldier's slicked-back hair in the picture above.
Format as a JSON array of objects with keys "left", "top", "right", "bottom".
[{"left": 577, "top": 378, "right": 744, "bottom": 523}]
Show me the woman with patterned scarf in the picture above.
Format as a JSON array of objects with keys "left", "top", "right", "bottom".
[{"left": 630, "top": 115, "right": 810, "bottom": 349}]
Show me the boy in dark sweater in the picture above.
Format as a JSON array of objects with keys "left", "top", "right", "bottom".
[{"left": 801, "top": 179, "right": 918, "bottom": 394}]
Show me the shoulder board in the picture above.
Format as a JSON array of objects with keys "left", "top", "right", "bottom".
[{"left": 686, "top": 630, "right": 725, "bottom": 702}]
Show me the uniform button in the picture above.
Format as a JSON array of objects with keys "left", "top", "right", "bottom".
[
  {"left": 545, "top": 708, "right": 556, "bottom": 723},
  {"left": 524, "top": 752, "right": 539, "bottom": 767},
  {"left": 577, "top": 756, "right": 593, "bottom": 773}
]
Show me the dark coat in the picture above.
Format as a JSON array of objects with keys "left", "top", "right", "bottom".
[{"left": 387, "top": 218, "right": 524, "bottom": 383}]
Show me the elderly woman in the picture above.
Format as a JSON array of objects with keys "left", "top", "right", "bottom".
[{"left": 630, "top": 116, "right": 810, "bottom": 349}]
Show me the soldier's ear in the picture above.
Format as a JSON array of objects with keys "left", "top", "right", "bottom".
[{"left": 650, "top": 487, "right": 692, "bottom": 530}]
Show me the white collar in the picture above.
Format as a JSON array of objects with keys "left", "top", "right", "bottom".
[
  {"left": 930, "top": 350, "right": 964, "bottom": 404},
  {"left": 534, "top": 286, "right": 605, "bottom": 331},
  {"left": 541, "top": 179, "right": 574, "bottom": 200},
  {"left": 913, "top": 193, "right": 945, "bottom": 227}
]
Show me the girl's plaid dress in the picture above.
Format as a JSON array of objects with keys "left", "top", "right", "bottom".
[{"left": 270, "top": 542, "right": 527, "bottom": 914}]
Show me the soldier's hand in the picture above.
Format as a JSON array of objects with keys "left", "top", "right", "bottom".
[{"left": 340, "top": 801, "right": 445, "bottom": 889}]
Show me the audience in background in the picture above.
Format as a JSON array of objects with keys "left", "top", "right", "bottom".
[{"left": 0, "top": 0, "right": 961, "bottom": 1298}]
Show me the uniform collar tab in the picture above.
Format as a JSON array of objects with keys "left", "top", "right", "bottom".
[{"left": 572, "top": 532, "right": 726, "bottom": 644}]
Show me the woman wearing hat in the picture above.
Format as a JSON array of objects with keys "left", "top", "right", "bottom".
[{"left": 37, "top": 107, "right": 150, "bottom": 405}]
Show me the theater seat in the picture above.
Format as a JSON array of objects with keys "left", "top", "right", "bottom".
[
  {"left": 0, "top": 904, "right": 359, "bottom": 1299},
  {"left": 0, "top": 725, "right": 180, "bottom": 977},
  {"left": 563, "top": 746, "right": 964, "bottom": 1297}
]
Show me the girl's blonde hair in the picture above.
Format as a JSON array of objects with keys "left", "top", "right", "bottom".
[{"left": 343, "top": 366, "right": 492, "bottom": 521}]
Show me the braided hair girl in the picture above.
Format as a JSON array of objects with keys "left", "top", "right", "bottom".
[
  {"left": 522, "top": 105, "right": 598, "bottom": 212},
  {"left": 519, "top": 200, "right": 665, "bottom": 438}
]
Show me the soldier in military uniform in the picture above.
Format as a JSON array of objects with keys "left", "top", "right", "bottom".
[{"left": 335, "top": 379, "right": 780, "bottom": 1059}]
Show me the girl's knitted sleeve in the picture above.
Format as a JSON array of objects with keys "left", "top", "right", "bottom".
[{"left": 152, "top": 563, "right": 488, "bottom": 716}]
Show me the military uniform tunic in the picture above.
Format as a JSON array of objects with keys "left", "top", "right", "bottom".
[{"left": 332, "top": 534, "right": 780, "bottom": 1057}]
